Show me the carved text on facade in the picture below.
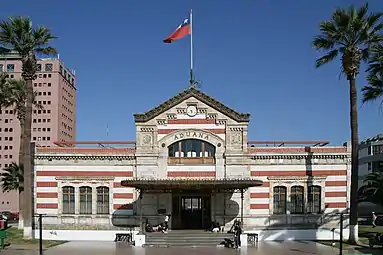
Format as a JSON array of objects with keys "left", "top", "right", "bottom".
[{"left": 174, "top": 131, "right": 209, "bottom": 141}]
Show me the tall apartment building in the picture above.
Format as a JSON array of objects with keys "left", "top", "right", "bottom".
[
  {"left": 358, "top": 134, "right": 383, "bottom": 215},
  {"left": 0, "top": 49, "right": 76, "bottom": 211},
  {"left": 359, "top": 134, "right": 383, "bottom": 181}
]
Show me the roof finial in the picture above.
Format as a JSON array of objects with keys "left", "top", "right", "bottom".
[{"left": 189, "top": 69, "right": 199, "bottom": 89}]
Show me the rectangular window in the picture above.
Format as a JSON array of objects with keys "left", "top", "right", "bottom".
[
  {"left": 36, "top": 64, "right": 42, "bottom": 71},
  {"left": 372, "top": 161, "right": 383, "bottom": 173},
  {"left": 7, "top": 64, "right": 14, "bottom": 72},
  {"left": 290, "top": 186, "right": 304, "bottom": 214},
  {"left": 373, "top": 145, "right": 383, "bottom": 155},
  {"left": 45, "top": 63, "right": 53, "bottom": 71},
  {"left": 307, "top": 186, "right": 321, "bottom": 213},
  {"left": 97, "top": 187, "right": 109, "bottom": 214},
  {"left": 0, "top": 64, "right": 3, "bottom": 72},
  {"left": 79, "top": 187, "right": 92, "bottom": 214},
  {"left": 273, "top": 186, "right": 287, "bottom": 214},
  {"left": 62, "top": 186, "right": 75, "bottom": 214}
]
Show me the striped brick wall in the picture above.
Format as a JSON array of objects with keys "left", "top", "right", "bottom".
[
  {"left": 167, "top": 165, "right": 216, "bottom": 178},
  {"left": 248, "top": 147, "right": 347, "bottom": 154},
  {"left": 157, "top": 118, "right": 226, "bottom": 141},
  {"left": 249, "top": 165, "right": 348, "bottom": 214},
  {"left": 35, "top": 165, "right": 135, "bottom": 215}
]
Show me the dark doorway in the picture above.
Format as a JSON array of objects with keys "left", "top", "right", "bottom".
[
  {"left": 172, "top": 193, "right": 211, "bottom": 229},
  {"left": 181, "top": 196, "right": 202, "bottom": 229}
]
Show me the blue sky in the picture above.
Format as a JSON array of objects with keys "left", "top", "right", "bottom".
[{"left": 1, "top": 0, "right": 383, "bottom": 145}]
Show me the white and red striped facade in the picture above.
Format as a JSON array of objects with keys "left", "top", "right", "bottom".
[{"left": 33, "top": 88, "right": 351, "bottom": 236}]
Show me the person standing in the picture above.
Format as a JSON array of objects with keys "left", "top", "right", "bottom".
[
  {"left": 233, "top": 221, "right": 242, "bottom": 249},
  {"left": 372, "top": 212, "right": 377, "bottom": 228},
  {"left": 163, "top": 214, "right": 171, "bottom": 233}
]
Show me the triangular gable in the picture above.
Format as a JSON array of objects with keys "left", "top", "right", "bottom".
[{"left": 134, "top": 87, "right": 250, "bottom": 123}]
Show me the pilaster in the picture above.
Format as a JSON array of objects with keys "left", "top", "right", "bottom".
[{"left": 225, "top": 124, "right": 249, "bottom": 154}]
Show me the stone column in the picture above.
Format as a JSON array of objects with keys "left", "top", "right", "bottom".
[
  {"left": 75, "top": 186, "right": 80, "bottom": 224},
  {"left": 92, "top": 185, "right": 97, "bottom": 224},
  {"left": 215, "top": 143, "right": 225, "bottom": 178}
]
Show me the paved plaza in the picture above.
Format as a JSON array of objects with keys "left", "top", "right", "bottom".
[{"left": 2, "top": 241, "right": 379, "bottom": 255}]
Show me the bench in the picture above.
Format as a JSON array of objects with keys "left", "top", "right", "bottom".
[
  {"left": 0, "top": 229, "right": 6, "bottom": 249},
  {"left": 247, "top": 233, "right": 259, "bottom": 246},
  {"left": 114, "top": 233, "right": 132, "bottom": 243}
]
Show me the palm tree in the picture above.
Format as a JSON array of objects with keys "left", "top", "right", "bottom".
[
  {"left": 312, "top": 3, "right": 383, "bottom": 244},
  {"left": 362, "top": 44, "right": 383, "bottom": 103},
  {"left": 0, "top": 163, "right": 24, "bottom": 193},
  {"left": 0, "top": 16, "right": 57, "bottom": 238},
  {"left": 0, "top": 73, "right": 11, "bottom": 110},
  {"left": 6, "top": 78, "right": 42, "bottom": 230},
  {"left": 358, "top": 172, "right": 383, "bottom": 208},
  {"left": 362, "top": 72, "right": 383, "bottom": 103}
]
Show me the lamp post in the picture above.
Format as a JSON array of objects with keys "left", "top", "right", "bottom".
[{"left": 339, "top": 213, "right": 344, "bottom": 255}]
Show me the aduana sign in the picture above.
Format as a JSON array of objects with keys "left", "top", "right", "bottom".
[{"left": 173, "top": 131, "right": 210, "bottom": 141}]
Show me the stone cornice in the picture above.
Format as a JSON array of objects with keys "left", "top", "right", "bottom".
[
  {"left": 35, "top": 154, "right": 348, "bottom": 161},
  {"left": 251, "top": 154, "right": 348, "bottom": 160},
  {"left": 56, "top": 176, "right": 115, "bottom": 181},
  {"left": 267, "top": 176, "right": 327, "bottom": 181},
  {"left": 35, "top": 155, "right": 135, "bottom": 161}
]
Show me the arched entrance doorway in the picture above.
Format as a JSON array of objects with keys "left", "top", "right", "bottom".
[{"left": 167, "top": 139, "right": 216, "bottom": 229}]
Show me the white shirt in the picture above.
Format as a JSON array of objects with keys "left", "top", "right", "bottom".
[{"left": 165, "top": 216, "right": 169, "bottom": 222}]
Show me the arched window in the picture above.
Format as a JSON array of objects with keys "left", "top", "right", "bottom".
[
  {"left": 62, "top": 186, "right": 75, "bottom": 214},
  {"left": 168, "top": 139, "right": 216, "bottom": 164},
  {"left": 273, "top": 186, "right": 287, "bottom": 214},
  {"left": 290, "top": 186, "right": 304, "bottom": 214},
  {"left": 308, "top": 185, "right": 321, "bottom": 213},
  {"left": 97, "top": 186, "right": 109, "bottom": 215},
  {"left": 79, "top": 186, "right": 92, "bottom": 214}
]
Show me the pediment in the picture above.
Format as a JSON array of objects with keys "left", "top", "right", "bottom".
[{"left": 134, "top": 87, "right": 250, "bottom": 123}]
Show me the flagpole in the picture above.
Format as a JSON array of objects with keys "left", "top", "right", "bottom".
[{"left": 189, "top": 9, "right": 194, "bottom": 88}]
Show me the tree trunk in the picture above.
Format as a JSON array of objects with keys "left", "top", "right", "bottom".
[
  {"left": 22, "top": 79, "right": 33, "bottom": 239},
  {"left": 18, "top": 124, "right": 24, "bottom": 230},
  {"left": 347, "top": 77, "right": 359, "bottom": 244}
]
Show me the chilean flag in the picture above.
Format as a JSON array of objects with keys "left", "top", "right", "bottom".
[{"left": 163, "top": 17, "right": 191, "bottom": 43}]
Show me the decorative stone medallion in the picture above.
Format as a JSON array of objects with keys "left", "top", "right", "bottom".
[
  {"left": 142, "top": 134, "right": 152, "bottom": 145},
  {"left": 231, "top": 132, "right": 242, "bottom": 144}
]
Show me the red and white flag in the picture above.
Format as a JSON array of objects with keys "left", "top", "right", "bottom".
[{"left": 163, "top": 16, "right": 191, "bottom": 43}]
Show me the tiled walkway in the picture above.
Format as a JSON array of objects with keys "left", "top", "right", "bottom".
[{"left": 1, "top": 241, "right": 377, "bottom": 255}]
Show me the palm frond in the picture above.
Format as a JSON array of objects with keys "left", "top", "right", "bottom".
[
  {"left": 313, "top": 3, "right": 383, "bottom": 73},
  {"left": 35, "top": 47, "right": 57, "bottom": 56},
  {"left": 5, "top": 78, "right": 43, "bottom": 121},
  {"left": 361, "top": 72, "right": 383, "bottom": 103},
  {"left": 0, "top": 16, "right": 57, "bottom": 60},
  {"left": 315, "top": 49, "right": 339, "bottom": 68},
  {"left": 358, "top": 172, "right": 383, "bottom": 207},
  {"left": 0, "top": 162, "right": 24, "bottom": 193},
  {"left": 366, "top": 43, "right": 383, "bottom": 76}
]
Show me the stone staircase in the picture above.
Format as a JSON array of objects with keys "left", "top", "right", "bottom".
[{"left": 144, "top": 230, "right": 233, "bottom": 247}]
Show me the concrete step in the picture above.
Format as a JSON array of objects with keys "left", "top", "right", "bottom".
[
  {"left": 145, "top": 231, "right": 232, "bottom": 247},
  {"left": 146, "top": 232, "right": 232, "bottom": 236},
  {"left": 144, "top": 243, "right": 226, "bottom": 247},
  {"left": 146, "top": 237, "right": 230, "bottom": 241}
]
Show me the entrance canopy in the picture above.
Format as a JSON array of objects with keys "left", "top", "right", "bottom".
[{"left": 120, "top": 178, "right": 263, "bottom": 191}]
